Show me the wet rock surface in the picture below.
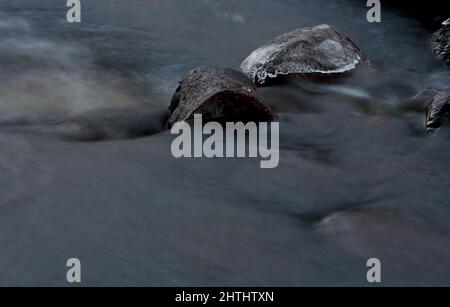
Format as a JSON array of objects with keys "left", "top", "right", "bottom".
[
  {"left": 241, "top": 24, "right": 369, "bottom": 85},
  {"left": 426, "top": 91, "right": 450, "bottom": 129},
  {"left": 432, "top": 19, "right": 450, "bottom": 65},
  {"left": 168, "top": 66, "right": 277, "bottom": 127}
]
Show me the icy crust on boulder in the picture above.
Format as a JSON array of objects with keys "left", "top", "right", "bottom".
[{"left": 241, "top": 24, "right": 368, "bottom": 85}]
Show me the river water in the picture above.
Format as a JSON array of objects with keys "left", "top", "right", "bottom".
[{"left": 0, "top": 0, "right": 449, "bottom": 286}]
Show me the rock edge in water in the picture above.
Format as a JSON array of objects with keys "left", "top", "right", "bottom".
[{"left": 426, "top": 91, "right": 450, "bottom": 129}]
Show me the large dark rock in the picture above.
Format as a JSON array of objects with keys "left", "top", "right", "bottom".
[
  {"left": 168, "top": 66, "right": 277, "bottom": 127},
  {"left": 432, "top": 19, "right": 450, "bottom": 65},
  {"left": 241, "top": 24, "right": 369, "bottom": 85},
  {"left": 426, "top": 91, "right": 450, "bottom": 129}
]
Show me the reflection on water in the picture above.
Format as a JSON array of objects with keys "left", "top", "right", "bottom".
[{"left": 0, "top": 0, "right": 449, "bottom": 286}]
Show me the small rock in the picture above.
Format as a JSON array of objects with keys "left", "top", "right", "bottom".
[
  {"left": 426, "top": 91, "right": 450, "bottom": 129},
  {"left": 168, "top": 66, "right": 277, "bottom": 128},
  {"left": 241, "top": 24, "right": 369, "bottom": 85}
]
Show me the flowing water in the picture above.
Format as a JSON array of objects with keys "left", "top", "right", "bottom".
[{"left": 0, "top": 0, "right": 450, "bottom": 286}]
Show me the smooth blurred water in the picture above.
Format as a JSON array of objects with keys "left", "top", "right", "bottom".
[{"left": 0, "top": 0, "right": 449, "bottom": 286}]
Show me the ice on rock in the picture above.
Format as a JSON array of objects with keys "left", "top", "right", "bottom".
[{"left": 241, "top": 24, "right": 369, "bottom": 85}]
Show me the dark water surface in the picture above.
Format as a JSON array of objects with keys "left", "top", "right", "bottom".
[{"left": 0, "top": 0, "right": 449, "bottom": 286}]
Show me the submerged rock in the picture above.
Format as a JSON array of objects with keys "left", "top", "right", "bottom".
[
  {"left": 168, "top": 66, "right": 277, "bottom": 127},
  {"left": 55, "top": 107, "right": 168, "bottom": 141},
  {"left": 426, "top": 91, "right": 450, "bottom": 129},
  {"left": 432, "top": 19, "right": 450, "bottom": 65},
  {"left": 241, "top": 24, "right": 369, "bottom": 85},
  {"left": 401, "top": 88, "right": 440, "bottom": 112},
  {"left": 1, "top": 108, "right": 169, "bottom": 141}
]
